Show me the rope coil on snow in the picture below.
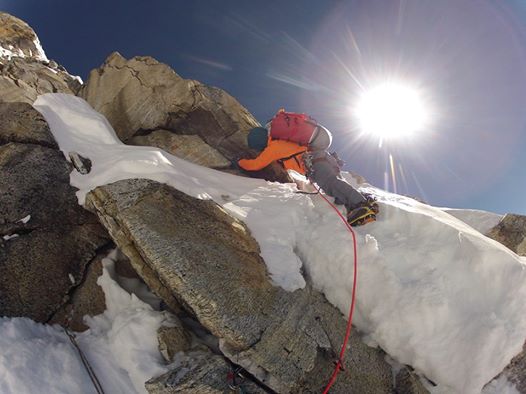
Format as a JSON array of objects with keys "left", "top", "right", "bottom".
[{"left": 308, "top": 183, "right": 359, "bottom": 394}]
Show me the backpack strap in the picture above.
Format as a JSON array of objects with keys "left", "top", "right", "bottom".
[{"left": 277, "top": 151, "right": 305, "bottom": 167}]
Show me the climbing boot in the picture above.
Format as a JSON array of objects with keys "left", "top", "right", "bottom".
[{"left": 346, "top": 205, "right": 376, "bottom": 227}]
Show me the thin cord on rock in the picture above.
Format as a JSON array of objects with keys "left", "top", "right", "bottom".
[{"left": 64, "top": 327, "right": 106, "bottom": 394}]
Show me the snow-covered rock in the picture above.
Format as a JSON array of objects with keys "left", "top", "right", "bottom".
[
  {"left": 0, "top": 12, "right": 81, "bottom": 103},
  {"left": 0, "top": 12, "right": 48, "bottom": 62}
]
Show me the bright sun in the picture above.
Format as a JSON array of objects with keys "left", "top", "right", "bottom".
[{"left": 354, "top": 82, "right": 429, "bottom": 140}]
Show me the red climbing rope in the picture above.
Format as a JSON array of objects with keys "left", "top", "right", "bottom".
[{"left": 311, "top": 184, "right": 359, "bottom": 394}]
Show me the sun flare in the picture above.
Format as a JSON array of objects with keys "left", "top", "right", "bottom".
[{"left": 354, "top": 83, "right": 429, "bottom": 140}]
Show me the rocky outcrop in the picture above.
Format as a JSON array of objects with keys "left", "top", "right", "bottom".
[
  {"left": 0, "top": 12, "right": 47, "bottom": 61},
  {"left": 0, "top": 57, "right": 81, "bottom": 103},
  {"left": 0, "top": 12, "right": 81, "bottom": 104},
  {"left": 86, "top": 178, "right": 393, "bottom": 393},
  {"left": 0, "top": 103, "right": 111, "bottom": 322},
  {"left": 129, "top": 130, "right": 230, "bottom": 169},
  {"left": 79, "top": 52, "right": 257, "bottom": 149},
  {"left": 79, "top": 52, "right": 289, "bottom": 182},
  {"left": 486, "top": 214, "right": 526, "bottom": 256}
]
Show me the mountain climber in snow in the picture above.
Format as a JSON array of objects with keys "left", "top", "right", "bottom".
[{"left": 238, "top": 109, "right": 378, "bottom": 226}]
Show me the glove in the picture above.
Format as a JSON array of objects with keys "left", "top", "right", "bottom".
[{"left": 231, "top": 157, "right": 242, "bottom": 171}]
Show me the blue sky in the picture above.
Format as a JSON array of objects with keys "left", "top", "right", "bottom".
[{"left": 3, "top": 0, "right": 526, "bottom": 214}]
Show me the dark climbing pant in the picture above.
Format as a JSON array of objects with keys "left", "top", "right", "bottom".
[{"left": 311, "top": 159, "right": 366, "bottom": 212}]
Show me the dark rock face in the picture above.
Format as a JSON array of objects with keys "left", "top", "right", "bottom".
[
  {"left": 0, "top": 101, "right": 57, "bottom": 147},
  {"left": 48, "top": 253, "right": 108, "bottom": 331},
  {"left": 86, "top": 178, "right": 393, "bottom": 393},
  {"left": 486, "top": 214, "right": 526, "bottom": 256},
  {"left": 0, "top": 108, "right": 111, "bottom": 322},
  {"left": 501, "top": 343, "right": 526, "bottom": 394}
]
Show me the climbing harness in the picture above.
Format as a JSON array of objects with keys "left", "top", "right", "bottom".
[
  {"left": 63, "top": 327, "right": 106, "bottom": 394},
  {"left": 308, "top": 183, "right": 359, "bottom": 394}
]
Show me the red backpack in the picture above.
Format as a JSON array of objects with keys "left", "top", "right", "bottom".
[{"left": 269, "top": 110, "right": 332, "bottom": 150}]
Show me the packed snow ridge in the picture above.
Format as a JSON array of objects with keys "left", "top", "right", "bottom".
[{"left": 31, "top": 93, "right": 526, "bottom": 394}]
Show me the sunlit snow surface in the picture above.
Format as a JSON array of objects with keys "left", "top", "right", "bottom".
[{"left": 32, "top": 93, "right": 526, "bottom": 393}]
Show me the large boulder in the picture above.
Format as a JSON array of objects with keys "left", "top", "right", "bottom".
[
  {"left": 79, "top": 52, "right": 257, "bottom": 152},
  {"left": 0, "top": 12, "right": 81, "bottom": 103},
  {"left": 79, "top": 52, "right": 289, "bottom": 182},
  {"left": 0, "top": 103, "right": 111, "bottom": 322},
  {"left": 486, "top": 214, "right": 526, "bottom": 256},
  {"left": 86, "top": 178, "right": 393, "bottom": 393}
]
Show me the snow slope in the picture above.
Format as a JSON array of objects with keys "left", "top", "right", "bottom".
[
  {"left": 32, "top": 93, "right": 526, "bottom": 393},
  {"left": 441, "top": 208, "right": 502, "bottom": 234}
]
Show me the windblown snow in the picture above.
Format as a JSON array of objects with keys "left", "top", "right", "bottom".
[{"left": 17, "top": 93, "right": 525, "bottom": 393}]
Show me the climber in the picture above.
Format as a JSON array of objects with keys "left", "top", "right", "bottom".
[{"left": 238, "top": 109, "right": 378, "bottom": 226}]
